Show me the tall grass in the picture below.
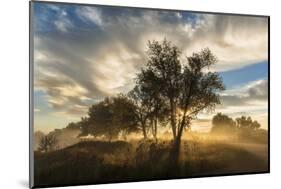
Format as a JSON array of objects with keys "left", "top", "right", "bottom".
[{"left": 34, "top": 138, "right": 268, "bottom": 187}]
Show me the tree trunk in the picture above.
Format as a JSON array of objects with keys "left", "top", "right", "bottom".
[
  {"left": 171, "top": 119, "right": 186, "bottom": 164},
  {"left": 175, "top": 130, "right": 182, "bottom": 155},
  {"left": 141, "top": 122, "right": 147, "bottom": 139},
  {"left": 154, "top": 118, "right": 158, "bottom": 143},
  {"left": 169, "top": 133, "right": 182, "bottom": 166},
  {"left": 178, "top": 119, "right": 185, "bottom": 141},
  {"left": 151, "top": 118, "right": 154, "bottom": 137},
  {"left": 170, "top": 100, "right": 177, "bottom": 140}
]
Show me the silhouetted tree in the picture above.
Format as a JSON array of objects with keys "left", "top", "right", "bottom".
[
  {"left": 236, "top": 116, "right": 261, "bottom": 130},
  {"left": 129, "top": 71, "right": 169, "bottom": 140},
  {"left": 78, "top": 117, "right": 92, "bottom": 137},
  {"left": 252, "top": 120, "right": 261, "bottom": 130},
  {"left": 111, "top": 94, "right": 140, "bottom": 134},
  {"left": 80, "top": 95, "right": 139, "bottom": 141},
  {"left": 211, "top": 113, "right": 236, "bottom": 134},
  {"left": 236, "top": 116, "right": 262, "bottom": 141},
  {"left": 139, "top": 39, "right": 224, "bottom": 153},
  {"left": 38, "top": 134, "right": 58, "bottom": 152},
  {"left": 128, "top": 86, "right": 153, "bottom": 139},
  {"left": 210, "top": 114, "right": 264, "bottom": 142}
]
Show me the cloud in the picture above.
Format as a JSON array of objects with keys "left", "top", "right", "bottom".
[
  {"left": 33, "top": 4, "right": 268, "bottom": 118},
  {"left": 54, "top": 18, "right": 72, "bottom": 33},
  {"left": 220, "top": 79, "right": 268, "bottom": 107},
  {"left": 193, "top": 79, "right": 268, "bottom": 127},
  {"left": 76, "top": 7, "right": 103, "bottom": 26},
  {"left": 35, "top": 3, "right": 74, "bottom": 33},
  {"left": 35, "top": 72, "right": 93, "bottom": 113},
  {"left": 181, "top": 14, "right": 268, "bottom": 71},
  {"left": 248, "top": 79, "right": 268, "bottom": 100},
  {"left": 192, "top": 79, "right": 268, "bottom": 131}
]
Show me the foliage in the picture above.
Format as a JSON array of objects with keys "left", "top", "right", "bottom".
[
  {"left": 211, "top": 113, "right": 266, "bottom": 143},
  {"left": 38, "top": 134, "right": 58, "bottom": 152},
  {"left": 79, "top": 94, "right": 139, "bottom": 141},
  {"left": 236, "top": 116, "right": 261, "bottom": 130},
  {"left": 211, "top": 113, "right": 236, "bottom": 134},
  {"left": 65, "top": 122, "right": 82, "bottom": 130},
  {"left": 128, "top": 83, "right": 169, "bottom": 139},
  {"left": 139, "top": 39, "right": 224, "bottom": 146}
]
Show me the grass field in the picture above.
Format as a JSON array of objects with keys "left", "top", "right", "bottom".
[{"left": 34, "top": 138, "right": 268, "bottom": 187}]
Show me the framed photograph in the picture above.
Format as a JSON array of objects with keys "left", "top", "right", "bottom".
[{"left": 30, "top": 1, "right": 270, "bottom": 188}]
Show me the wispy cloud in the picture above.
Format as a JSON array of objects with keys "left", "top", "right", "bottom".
[
  {"left": 76, "top": 7, "right": 103, "bottom": 26},
  {"left": 33, "top": 3, "right": 268, "bottom": 130},
  {"left": 220, "top": 79, "right": 268, "bottom": 107},
  {"left": 192, "top": 79, "right": 268, "bottom": 131}
]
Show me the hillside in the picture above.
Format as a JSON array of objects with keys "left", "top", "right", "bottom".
[{"left": 34, "top": 140, "right": 268, "bottom": 187}]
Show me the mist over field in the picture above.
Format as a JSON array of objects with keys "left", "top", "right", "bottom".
[{"left": 34, "top": 128, "right": 268, "bottom": 186}]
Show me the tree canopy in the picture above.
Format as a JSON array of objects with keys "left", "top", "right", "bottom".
[
  {"left": 211, "top": 113, "right": 236, "bottom": 134},
  {"left": 79, "top": 94, "right": 139, "bottom": 141},
  {"left": 236, "top": 116, "right": 261, "bottom": 130},
  {"left": 139, "top": 39, "right": 224, "bottom": 147},
  {"left": 211, "top": 113, "right": 264, "bottom": 142}
]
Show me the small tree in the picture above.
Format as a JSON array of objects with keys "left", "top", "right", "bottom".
[
  {"left": 38, "top": 134, "right": 58, "bottom": 152},
  {"left": 252, "top": 120, "right": 261, "bottom": 130},
  {"left": 236, "top": 116, "right": 261, "bottom": 130},
  {"left": 235, "top": 116, "right": 262, "bottom": 142},
  {"left": 134, "top": 67, "right": 170, "bottom": 142},
  {"left": 128, "top": 86, "right": 154, "bottom": 139},
  {"left": 211, "top": 113, "right": 236, "bottom": 134},
  {"left": 128, "top": 75, "right": 169, "bottom": 140}
]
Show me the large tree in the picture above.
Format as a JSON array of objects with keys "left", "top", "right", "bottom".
[{"left": 139, "top": 39, "right": 225, "bottom": 151}]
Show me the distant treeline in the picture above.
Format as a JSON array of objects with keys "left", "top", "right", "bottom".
[{"left": 211, "top": 113, "right": 267, "bottom": 143}]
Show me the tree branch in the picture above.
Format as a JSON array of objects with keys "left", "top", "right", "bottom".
[{"left": 186, "top": 103, "right": 211, "bottom": 117}]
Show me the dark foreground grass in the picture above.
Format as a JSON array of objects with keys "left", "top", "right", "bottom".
[{"left": 34, "top": 140, "right": 268, "bottom": 187}]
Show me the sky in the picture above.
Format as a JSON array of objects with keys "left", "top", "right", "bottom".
[{"left": 32, "top": 2, "right": 269, "bottom": 133}]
